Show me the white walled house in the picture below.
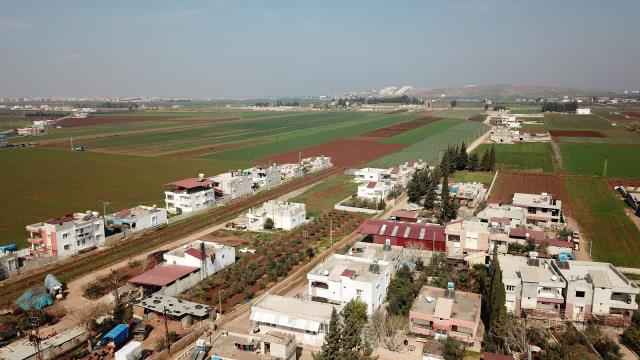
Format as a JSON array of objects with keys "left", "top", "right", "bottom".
[
  {"left": 576, "top": 108, "right": 591, "bottom": 115},
  {"left": 211, "top": 171, "right": 253, "bottom": 200},
  {"left": 512, "top": 192, "right": 563, "bottom": 227},
  {"left": 357, "top": 181, "right": 390, "bottom": 201},
  {"left": 245, "top": 164, "right": 282, "bottom": 191},
  {"left": 354, "top": 168, "right": 391, "bottom": 184},
  {"left": 279, "top": 163, "right": 303, "bottom": 180},
  {"left": 301, "top": 155, "right": 332, "bottom": 173},
  {"left": 163, "top": 240, "right": 235, "bottom": 279},
  {"left": 105, "top": 205, "right": 168, "bottom": 233},
  {"left": 164, "top": 175, "right": 218, "bottom": 214},
  {"left": 246, "top": 201, "right": 306, "bottom": 231},
  {"left": 26, "top": 212, "right": 106, "bottom": 259},
  {"left": 307, "top": 254, "right": 392, "bottom": 314}
]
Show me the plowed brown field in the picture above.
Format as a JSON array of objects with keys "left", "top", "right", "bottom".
[
  {"left": 549, "top": 130, "right": 605, "bottom": 137},
  {"left": 57, "top": 113, "right": 239, "bottom": 127},
  {"left": 363, "top": 116, "right": 439, "bottom": 137},
  {"left": 489, "top": 171, "right": 572, "bottom": 215}
]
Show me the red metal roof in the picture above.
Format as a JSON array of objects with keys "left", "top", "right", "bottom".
[
  {"left": 114, "top": 209, "right": 131, "bottom": 218},
  {"left": 45, "top": 214, "right": 76, "bottom": 225},
  {"left": 357, "top": 219, "right": 445, "bottom": 242},
  {"left": 341, "top": 269, "right": 356, "bottom": 278},
  {"left": 407, "top": 161, "right": 415, "bottom": 168},
  {"left": 366, "top": 181, "right": 377, "bottom": 189},
  {"left": 483, "top": 353, "right": 514, "bottom": 360},
  {"left": 489, "top": 216, "right": 511, "bottom": 224},
  {"left": 129, "top": 265, "right": 198, "bottom": 287},
  {"left": 390, "top": 167, "right": 400, "bottom": 174},
  {"left": 508, "top": 227, "right": 545, "bottom": 241},
  {"left": 390, "top": 210, "right": 419, "bottom": 219},
  {"left": 184, "top": 248, "right": 205, "bottom": 260},
  {"left": 166, "top": 178, "right": 213, "bottom": 189}
]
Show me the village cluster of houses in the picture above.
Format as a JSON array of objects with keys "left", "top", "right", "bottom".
[
  {"left": 488, "top": 112, "right": 550, "bottom": 144},
  {"left": 353, "top": 161, "right": 426, "bottom": 200},
  {"left": 16, "top": 119, "right": 57, "bottom": 136}
]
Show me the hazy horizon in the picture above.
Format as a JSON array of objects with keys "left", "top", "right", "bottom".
[{"left": 1, "top": 0, "right": 639, "bottom": 98}]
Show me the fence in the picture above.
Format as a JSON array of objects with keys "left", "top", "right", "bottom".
[
  {"left": 334, "top": 197, "right": 382, "bottom": 215},
  {"left": 148, "top": 322, "right": 213, "bottom": 360}
]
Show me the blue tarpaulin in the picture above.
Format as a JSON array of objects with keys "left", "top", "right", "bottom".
[
  {"left": 44, "top": 274, "right": 63, "bottom": 292},
  {"left": 0, "top": 244, "right": 17, "bottom": 253},
  {"left": 15, "top": 287, "right": 53, "bottom": 310},
  {"left": 101, "top": 324, "right": 129, "bottom": 349}
]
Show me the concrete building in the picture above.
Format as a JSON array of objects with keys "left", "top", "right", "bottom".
[
  {"left": 452, "top": 182, "right": 487, "bottom": 208},
  {"left": 576, "top": 108, "right": 591, "bottom": 115},
  {"left": 105, "top": 205, "right": 168, "bottom": 233},
  {"left": 499, "top": 255, "right": 566, "bottom": 318},
  {"left": 490, "top": 127, "right": 531, "bottom": 144},
  {"left": 477, "top": 204, "right": 526, "bottom": 227},
  {"left": 129, "top": 265, "right": 200, "bottom": 297},
  {"left": 26, "top": 211, "right": 105, "bottom": 259},
  {"left": 552, "top": 260, "right": 639, "bottom": 322},
  {"left": 445, "top": 220, "right": 491, "bottom": 259},
  {"left": 354, "top": 168, "right": 391, "bottom": 184},
  {"left": 245, "top": 164, "right": 282, "bottom": 191},
  {"left": 163, "top": 240, "right": 235, "bottom": 279},
  {"left": 409, "top": 286, "right": 482, "bottom": 345},
  {"left": 388, "top": 210, "right": 419, "bottom": 223},
  {"left": 164, "top": 175, "right": 217, "bottom": 214},
  {"left": 496, "top": 114, "right": 521, "bottom": 128},
  {"left": 0, "top": 251, "right": 19, "bottom": 280},
  {"left": 347, "top": 241, "right": 404, "bottom": 275},
  {"left": 307, "top": 254, "right": 392, "bottom": 314},
  {"left": 250, "top": 294, "right": 338, "bottom": 347},
  {"left": 207, "top": 331, "right": 297, "bottom": 360},
  {"left": 301, "top": 155, "right": 332, "bottom": 173},
  {"left": 246, "top": 201, "right": 306, "bottom": 231},
  {"left": 279, "top": 163, "right": 303, "bottom": 180},
  {"left": 357, "top": 181, "right": 390, "bottom": 200},
  {"left": 357, "top": 219, "right": 446, "bottom": 251},
  {"left": 507, "top": 227, "right": 574, "bottom": 256},
  {"left": 512, "top": 193, "right": 563, "bottom": 227},
  {"left": 211, "top": 171, "right": 254, "bottom": 200}
]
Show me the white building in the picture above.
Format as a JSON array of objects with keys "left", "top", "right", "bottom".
[
  {"left": 576, "top": 108, "right": 591, "bottom": 115},
  {"left": 244, "top": 164, "right": 282, "bottom": 191},
  {"left": 512, "top": 192, "right": 563, "bottom": 227},
  {"left": 452, "top": 182, "right": 487, "bottom": 208},
  {"left": 354, "top": 168, "right": 391, "bottom": 184},
  {"left": 279, "top": 163, "right": 303, "bottom": 180},
  {"left": 496, "top": 115, "right": 521, "bottom": 128},
  {"left": 26, "top": 212, "right": 106, "bottom": 259},
  {"left": 164, "top": 175, "right": 217, "bottom": 214},
  {"left": 105, "top": 205, "right": 168, "bottom": 233},
  {"left": 301, "top": 155, "right": 332, "bottom": 173},
  {"left": 246, "top": 200, "right": 306, "bottom": 231},
  {"left": 307, "top": 254, "right": 392, "bottom": 314},
  {"left": 211, "top": 171, "right": 253, "bottom": 200},
  {"left": 357, "top": 181, "right": 390, "bottom": 201},
  {"left": 163, "top": 240, "right": 235, "bottom": 278},
  {"left": 477, "top": 203, "right": 527, "bottom": 227}
]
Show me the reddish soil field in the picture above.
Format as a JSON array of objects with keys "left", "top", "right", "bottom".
[
  {"left": 258, "top": 138, "right": 408, "bottom": 167},
  {"left": 489, "top": 171, "right": 572, "bottom": 215},
  {"left": 161, "top": 139, "right": 263, "bottom": 159},
  {"left": 57, "top": 113, "right": 238, "bottom": 127},
  {"left": 606, "top": 178, "right": 640, "bottom": 188},
  {"left": 623, "top": 111, "right": 640, "bottom": 119},
  {"left": 548, "top": 130, "right": 605, "bottom": 137},
  {"left": 198, "top": 234, "right": 249, "bottom": 247},
  {"left": 362, "top": 115, "right": 438, "bottom": 137}
]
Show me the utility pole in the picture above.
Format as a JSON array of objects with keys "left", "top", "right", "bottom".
[
  {"left": 329, "top": 216, "right": 333, "bottom": 246},
  {"left": 29, "top": 311, "right": 43, "bottom": 360},
  {"left": 69, "top": 136, "right": 73, "bottom": 151},
  {"left": 163, "top": 306, "right": 171, "bottom": 354},
  {"left": 103, "top": 201, "right": 109, "bottom": 217}
]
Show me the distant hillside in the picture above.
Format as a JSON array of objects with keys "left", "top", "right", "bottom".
[{"left": 405, "top": 84, "right": 619, "bottom": 100}]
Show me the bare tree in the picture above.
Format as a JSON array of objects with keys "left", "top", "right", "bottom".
[
  {"left": 404, "top": 241, "right": 426, "bottom": 263},
  {"left": 381, "top": 314, "right": 407, "bottom": 351},
  {"left": 363, "top": 308, "right": 385, "bottom": 346},
  {"left": 491, "top": 314, "right": 532, "bottom": 359},
  {"left": 71, "top": 300, "right": 113, "bottom": 352}
]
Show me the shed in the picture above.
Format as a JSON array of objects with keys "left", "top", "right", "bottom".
[{"left": 100, "top": 324, "right": 129, "bottom": 350}]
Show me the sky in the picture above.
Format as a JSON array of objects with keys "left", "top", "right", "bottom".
[{"left": 0, "top": 0, "right": 639, "bottom": 98}]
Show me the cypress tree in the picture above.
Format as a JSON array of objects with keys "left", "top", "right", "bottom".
[
  {"left": 439, "top": 172, "right": 456, "bottom": 223},
  {"left": 457, "top": 142, "right": 468, "bottom": 170},
  {"left": 480, "top": 149, "right": 491, "bottom": 171},
  {"left": 424, "top": 180, "right": 436, "bottom": 210},
  {"left": 313, "top": 308, "right": 341, "bottom": 360},
  {"left": 483, "top": 246, "right": 506, "bottom": 352},
  {"left": 339, "top": 300, "right": 368, "bottom": 360},
  {"left": 407, "top": 171, "right": 423, "bottom": 204},
  {"left": 467, "top": 152, "right": 479, "bottom": 171},
  {"left": 489, "top": 145, "right": 497, "bottom": 171}
]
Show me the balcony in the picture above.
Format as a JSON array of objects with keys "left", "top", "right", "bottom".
[
  {"left": 609, "top": 299, "right": 638, "bottom": 311},
  {"left": 28, "top": 237, "right": 44, "bottom": 244}
]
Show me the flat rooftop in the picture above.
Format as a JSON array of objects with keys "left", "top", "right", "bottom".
[
  {"left": 209, "top": 331, "right": 291, "bottom": 360},
  {"left": 111, "top": 206, "right": 163, "bottom": 220},
  {"left": 477, "top": 204, "right": 526, "bottom": 222},
  {"left": 252, "top": 294, "right": 337, "bottom": 323},
  {"left": 512, "top": 193, "right": 560, "bottom": 208},
  {"left": 553, "top": 260, "right": 639, "bottom": 291},
  {"left": 138, "top": 294, "right": 211, "bottom": 318},
  {"left": 411, "top": 286, "right": 480, "bottom": 323},
  {"left": 349, "top": 241, "right": 402, "bottom": 263},
  {"left": 499, "top": 255, "right": 565, "bottom": 286},
  {"left": 166, "top": 240, "right": 233, "bottom": 259},
  {"left": 309, "top": 254, "right": 389, "bottom": 283}
]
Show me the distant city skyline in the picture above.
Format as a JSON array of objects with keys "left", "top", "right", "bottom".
[{"left": 1, "top": 0, "right": 639, "bottom": 98}]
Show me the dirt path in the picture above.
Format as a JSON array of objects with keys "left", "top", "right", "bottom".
[
  {"left": 467, "top": 117, "right": 492, "bottom": 153},
  {"left": 549, "top": 137, "right": 565, "bottom": 171}
]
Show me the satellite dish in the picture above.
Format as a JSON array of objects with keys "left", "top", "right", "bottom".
[{"left": 426, "top": 296, "right": 433, "bottom": 303}]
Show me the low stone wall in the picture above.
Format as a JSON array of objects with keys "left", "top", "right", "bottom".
[{"left": 333, "top": 197, "right": 382, "bottom": 215}]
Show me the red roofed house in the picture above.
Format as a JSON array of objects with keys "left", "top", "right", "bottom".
[
  {"left": 164, "top": 173, "right": 219, "bottom": 214},
  {"left": 357, "top": 219, "right": 445, "bottom": 251},
  {"left": 163, "top": 240, "right": 236, "bottom": 278},
  {"left": 129, "top": 264, "right": 200, "bottom": 297},
  {"left": 389, "top": 210, "right": 419, "bottom": 223},
  {"left": 357, "top": 181, "right": 390, "bottom": 201},
  {"left": 105, "top": 205, "right": 168, "bottom": 233},
  {"left": 508, "top": 227, "right": 574, "bottom": 255}
]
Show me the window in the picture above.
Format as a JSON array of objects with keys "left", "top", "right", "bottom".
[
  {"left": 64, "top": 244, "right": 70, "bottom": 250},
  {"left": 356, "top": 290, "right": 363, "bottom": 298},
  {"left": 505, "top": 285, "right": 515, "bottom": 292},
  {"left": 62, "top": 233, "right": 69, "bottom": 239},
  {"left": 576, "top": 291, "right": 586, "bottom": 298}
]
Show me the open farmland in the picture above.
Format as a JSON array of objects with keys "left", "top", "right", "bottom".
[
  {"left": 560, "top": 143, "right": 640, "bottom": 178},
  {"left": 474, "top": 143, "right": 555, "bottom": 173},
  {"left": 488, "top": 171, "right": 569, "bottom": 211},
  {"left": 431, "top": 109, "right": 482, "bottom": 120},
  {"left": 0, "top": 148, "right": 249, "bottom": 247},
  {"left": 368, "top": 121, "right": 488, "bottom": 167},
  {"left": 381, "top": 118, "right": 462, "bottom": 144},
  {"left": 290, "top": 175, "right": 358, "bottom": 217},
  {"left": 451, "top": 171, "right": 496, "bottom": 186},
  {"left": 543, "top": 113, "right": 612, "bottom": 130},
  {"left": 565, "top": 177, "right": 640, "bottom": 266}
]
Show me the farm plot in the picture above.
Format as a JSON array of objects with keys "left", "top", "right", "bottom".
[
  {"left": 565, "top": 177, "right": 640, "bottom": 266},
  {"left": 431, "top": 109, "right": 482, "bottom": 120},
  {"left": 381, "top": 119, "right": 462, "bottom": 144},
  {"left": 369, "top": 121, "right": 488, "bottom": 168},
  {"left": 451, "top": 171, "right": 496, "bottom": 186},
  {"left": 488, "top": 171, "right": 569, "bottom": 212},
  {"left": 0, "top": 148, "right": 249, "bottom": 247},
  {"left": 548, "top": 130, "right": 605, "bottom": 137},
  {"left": 560, "top": 144, "right": 640, "bottom": 178},
  {"left": 543, "top": 113, "right": 611, "bottom": 130},
  {"left": 290, "top": 175, "right": 358, "bottom": 217},
  {"left": 362, "top": 115, "right": 438, "bottom": 137},
  {"left": 56, "top": 113, "right": 239, "bottom": 127},
  {"left": 474, "top": 143, "right": 555, "bottom": 173}
]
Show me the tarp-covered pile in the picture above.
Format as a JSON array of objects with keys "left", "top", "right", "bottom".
[
  {"left": 44, "top": 274, "right": 63, "bottom": 292},
  {"left": 15, "top": 287, "right": 53, "bottom": 310}
]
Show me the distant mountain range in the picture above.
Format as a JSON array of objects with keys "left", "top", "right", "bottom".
[{"left": 404, "top": 84, "right": 620, "bottom": 100}]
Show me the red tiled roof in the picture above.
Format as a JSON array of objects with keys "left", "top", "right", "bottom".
[
  {"left": 184, "top": 248, "right": 205, "bottom": 260},
  {"left": 114, "top": 209, "right": 131, "bottom": 218},
  {"left": 366, "top": 181, "right": 377, "bottom": 189},
  {"left": 534, "top": 237, "right": 573, "bottom": 248},
  {"left": 129, "top": 265, "right": 198, "bottom": 287},
  {"left": 357, "top": 219, "right": 445, "bottom": 242},
  {"left": 508, "top": 227, "right": 545, "bottom": 241},
  {"left": 166, "top": 178, "right": 213, "bottom": 189},
  {"left": 390, "top": 210, "right": 418, "bottom": 219},
  {"left": 490, "top": 217, "right": 511, "bottom": 224},
  {"left": 483, "top": 353, "right": 514, "bottom": 360},
  {"left": 486, "top": 200, "right": 502, "bottom": 205},
  {"left": 45, "top": 214, "right": 76, "bottom": 225},
  {"left": 407, "top": 161, "right": 415, "bottom": 168},
  {"left": 390, "top": 167, "right": 400, "bottom": 174},
  {"left": 341, "top": 269, "right": 356, "bottom": 278}
]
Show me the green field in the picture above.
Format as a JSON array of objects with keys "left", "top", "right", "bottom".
[
  {"left": 565, "top": 178, "right": 640, "bottom": 266},
  {"left": 560, "top": 143, "right": 640, "bottom": 178},
  {"left": 431, "top": 109, "right": 482, "bottom": 120},
  {"left": 369, "top": 121, "right": 488, "bottom": 167},
  {"left": 290, "top": 175, "right": 358, "bottom": 217},
  {"left": 544, "top": 113, "right": 612, "bottom": 130},
  {"left": 451, "top": 171, "right": 496, "bottom": 185},
  {"left": 474, "top": 143, "right": 555, "bottom": 173},
  {"left": 0, "top": 148, "right": 249, "bottom": 247},
  {"left": 381, "top": 119, "right": 462, "bottom": 144}
]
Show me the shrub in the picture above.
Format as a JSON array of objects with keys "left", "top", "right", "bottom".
[{"left": 83, "top": 282, "right": 103, "bottom": 299}]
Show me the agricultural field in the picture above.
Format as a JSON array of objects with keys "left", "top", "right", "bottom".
[
  {"left": 488, "top": 171, "right": 569, "bottom": 210},
  {"left": 451, "top": 171, "right": 496, "bottom": 186},
  {"left": 290, "top": 175, "right": 358, "bottom": 217},
  {"left": 369, "top": 121, "right": 488, "bottom": 168},
  {"left": 560, "top": 143, "right": 640, "bottom": 178},
  {"left": 381, "top": 119, "right": 462, "bottom": 144},
  {"left": 431, "top": 109, "right": 482, "bottom": 120},
  {"left": 0, "top": 148, "right": 249, "bottom": 247},
  {"left": 565, "top": 178, "right": 640, "bottom": 266},
  {"left": 543, "top": 113, "right": 612, "bottom": 130},
  {"left": 474, "top": 143, "right": 555, "bottom": 173}
]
